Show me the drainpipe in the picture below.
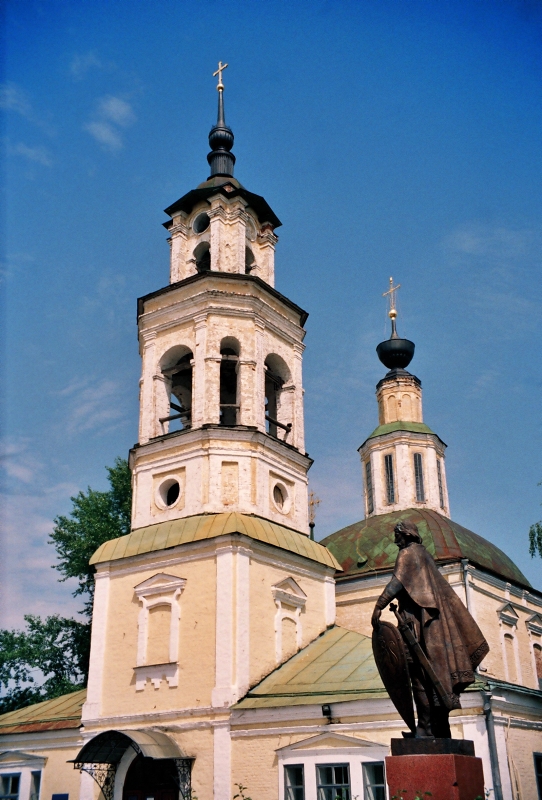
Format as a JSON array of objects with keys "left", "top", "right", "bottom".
[{"left": 481, "top": 690, "right": 503, "bottom": 800}]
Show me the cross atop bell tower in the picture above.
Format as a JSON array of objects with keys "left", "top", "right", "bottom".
[{"left": 130, "top": 69, "right": 311, "bottom": 534}]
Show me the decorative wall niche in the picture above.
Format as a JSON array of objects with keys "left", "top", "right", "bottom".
[
  {"left": 133, "top": 573, "right": 186, "bottom": 690},
  {"left": 272, "top": 577, "right": 307, "bottom": 664}
]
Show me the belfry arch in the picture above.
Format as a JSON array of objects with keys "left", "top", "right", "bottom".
[
  {"left": 219, "top": 337, "right": 240, "bottom": 426},
  {"left": 159, "top": 346, "right": 194, "bottom": 433},
  {"left": 264, "top": 354, "right": 292, "bottom": 440}
]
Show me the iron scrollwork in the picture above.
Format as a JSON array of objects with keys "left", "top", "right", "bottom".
[
  {"left": 73, "top": 763, "right": 117, "bottom": 800},
  {"left": 173, "top": 758, "right": 194, "bottom": 800}
]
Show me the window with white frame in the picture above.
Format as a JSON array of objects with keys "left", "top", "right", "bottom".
[
  {"left": 133, "top": 572, "right": 186, "bottom": 690},
  {"left": 362, "top": 763, "right": 386, "bottom": 800},
  {"left": 285, "top": 765, "right": 305, "bottom": 800},
  {"left": 365, "top": 461, "right": 374, "bottom": 515},
  {"left": 29, "top": 774, "right": 40, "bottom": 800},
  {"left": 316, "top": 765, "right": 350, "bottom": 800},
  {"left": 0, "top": 776, "right": 20, "bottom": 800},
  {"left": 413, "top": 452, "right": 425, "bottom": 502},
  {"left": 436, "top": 459, "right": 445, "bottom": 509},
  {"left": 384, "top": 454, "right": 395, "bottom": 505}
]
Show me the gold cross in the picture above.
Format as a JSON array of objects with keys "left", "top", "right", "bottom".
[
  {"left": 213, "top": 61, "right": 228, "bottom": 91},
  {"left": 383, "top": 276, "right": 401, "bottom": 315},
  {"left": 308, "top": 490, "right": 321, "bottom": 526}
]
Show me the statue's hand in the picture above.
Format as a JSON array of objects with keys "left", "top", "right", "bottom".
[{"left": 371, "top": 607, "right": 382, "bottom": 628}]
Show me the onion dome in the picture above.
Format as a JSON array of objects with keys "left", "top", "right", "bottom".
[
  {"left": 377, "top": 277, "right": 415, "bottom": 371},
  {"left": 207, "top": 62, "right": 235, "bottom": 178},
  {"left": 321, "top": 508, "right": 531, "bottom": 589}
]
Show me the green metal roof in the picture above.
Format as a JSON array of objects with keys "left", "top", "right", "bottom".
[
  {"left": 234, "top": 627, "right": 385, "bottom": 709},
  {"left": 0, "top": 689, "right": 86, "bottom": 734},
  {"left": 90, "top": 512, "right": 341, "bottom": 570},
  {"left": 322, "top": 508, "right": 531, "bottom": 588},
  {"left": 361, "top": 421, "right": 443, "bottom": 448}
]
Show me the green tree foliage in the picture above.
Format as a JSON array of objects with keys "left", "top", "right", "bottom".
[
  {"left": 0, "top": 615, "right": 90, "bottom": 713},
  {"left": 529, "top": 522, "right": 542, "bottom": 558},
  {"left": 0, "top": 458, "right": 131, "bottom": 713},
  {"left": 529, "top": 481, "right": 542, "bottom": 559},
  {"left": 50, "top": 457, "right": 132, "bottom": 616}
]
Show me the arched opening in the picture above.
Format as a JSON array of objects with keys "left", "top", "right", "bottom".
[
  {"left": 123, "top": 754, "right": 179, "bottom": 800},
  {"left": 534, "top": 643, "right": 542, "bottom": 689},
  {"left": 219, "top": 338, "right": 239, "bottom": 427},
  {"left": 160, "top": 348, "right": 193, "bottom": 432},
  {"left": 264, "top": 354, "right": 292, "bottom": 439},
  {"left": 193, "top": 241, "right": 210, "bottom": 273},
  {"left": 245, "top": 246, "right": 256, "bottom": 274},
  {"left": 504, "top": 633, "right": 517, "bottom": 683}
]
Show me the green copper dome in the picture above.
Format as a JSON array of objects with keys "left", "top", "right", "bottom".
[{"left": 321, "top": 507, "right": 530, "bottom": 589}]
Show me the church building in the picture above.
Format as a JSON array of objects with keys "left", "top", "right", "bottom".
[{"left": 1, "top": 68, "right": 541, "bottom": 800}]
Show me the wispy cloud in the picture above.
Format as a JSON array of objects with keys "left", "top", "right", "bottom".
[
  {"left": 56, "top": 377, "right": 125, "bottom": 435},
  {"left": 0, "top": 438, "right": 82, "bottom": 627},
  {"left": 70, "top": 51, "right": 102, "bottom": 80},
  {"left": 9, "top": 141, "right": 52, "bottom": 167},
  {"left": 84, "top": 120, "right": 123, "bottom": 151},
  {"left": 84, "top": 95, "right": 136, "bottom": 152},
  {"left": 442, "top": 222, "right": 542, "bottom": 337},
  {"left": 0, "top": 82, "right": 55, "bottom": 136},
  {"left": 98, "top": 95, "right": 135, "bottom": 127}
]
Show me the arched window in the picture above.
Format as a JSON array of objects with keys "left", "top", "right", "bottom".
[
  {"left": 504, "top": 633, "right": 517, "bottom": 683},
  {"left": 402, "top": 393, "right": 412, "bottom": 419},
  {"left": 160, "top": 348, "right": 193, "bottom": 432},
  {"left": 264, "top": 354, "right": 292, "bottom": 439},
  {"left": 387, "top": 395, "right": 397, "bottom": 422},
  {"left": 194, "top": 241, "right": 210, "bottom": 273},
  {"left": 533, "top": 643, "right": 542, "bottom": 689},
  {"left": 220, "top": 338, "right": 239, "bottom": 426},
  {"left": 245, "top": 246, "right": 256, "bottom": 274}
]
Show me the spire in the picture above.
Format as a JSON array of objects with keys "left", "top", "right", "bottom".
[
  {"left": 376, "top": 277, "right": 415, "bottom": 371},
  {"left": 207, "top": 61, "right": 236, "bottom": 178}
]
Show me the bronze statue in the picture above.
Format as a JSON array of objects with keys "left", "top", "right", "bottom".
[{"left": 371, "top": 521, "right": 489, "bottom": 738}]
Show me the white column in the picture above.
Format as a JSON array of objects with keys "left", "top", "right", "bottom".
[
  {"left": 254, "top": 320, "right": 266, "bottom": 433},
  {"left": 213, "top": 722, "right": 232, "bottom": 800},
  {"left": 235, "top": 548, "right": 250, "bottom": 699},
  {"left": 192, "top": 314, "right": 207, "bottom": 428},
  {"left": 292, "top": 343, "right": 305, "bottom": 451},
  {"left": 212, "top": 547, "right": 234, "bottom": 707},
  {"left": 138, "top": 333, "right": 156, "bottom": 444},
  {"left": 82, "top": 569, "right": 110, "bottom": 723}
]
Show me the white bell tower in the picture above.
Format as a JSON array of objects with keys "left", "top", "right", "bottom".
[
  {"left": 358, "top": 279, "right": 450, "bottom": 518},
  {"left": 130, "top": 67, "right": 311, "bottom": 534}
]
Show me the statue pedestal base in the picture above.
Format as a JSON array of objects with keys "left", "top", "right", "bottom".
[{"left": 386, "top": 740, "right": 485, "bottom": 800}]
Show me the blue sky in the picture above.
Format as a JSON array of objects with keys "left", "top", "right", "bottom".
[{"left": 2, "top": 0, "right": 541, "bottom": 627}]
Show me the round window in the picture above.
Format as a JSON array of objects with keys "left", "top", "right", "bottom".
[
  {"left": 273, "top": 484, "right": 285, "bottom": 511},
  {"left": 193, "top": 212, "right": 210, "bottom": 234},
  {"left": 158, "top": 478, "right": 181, "bottom": 508}
]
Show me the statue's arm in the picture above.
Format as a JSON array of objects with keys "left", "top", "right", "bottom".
[{"left": 371, "top": 576, "right": 403, "bottom": 627}]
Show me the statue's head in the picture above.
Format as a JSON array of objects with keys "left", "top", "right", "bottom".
[{"left": 393, "top": 520, "right": 422, "bottom": 547}]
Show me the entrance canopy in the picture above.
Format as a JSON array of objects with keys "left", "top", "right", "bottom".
[{"left": 73, "top": 729, "right": 186, "bottom": 764}]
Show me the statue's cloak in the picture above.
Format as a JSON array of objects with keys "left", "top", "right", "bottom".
[{"left": 393, "top": 543, "right": 489, "bottom": 706}]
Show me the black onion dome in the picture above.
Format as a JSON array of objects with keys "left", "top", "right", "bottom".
[
  {"left": 376, "top": 337, "right": 415, "bottom": 370},
  {"left": 207, "top": 89, "right": 235, "bottom": 178}
]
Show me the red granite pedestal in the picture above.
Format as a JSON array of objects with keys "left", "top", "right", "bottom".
[{"left": 385, "top": 740, "right": 485, "bottom": 800}]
